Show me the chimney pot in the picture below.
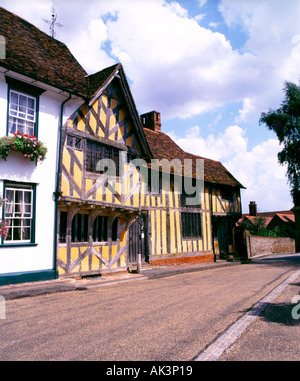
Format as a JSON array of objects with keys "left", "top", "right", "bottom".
[
  {"left": 249, "top": 201, "right": 257, "bottom": 216},
  {"left": 140, "top": 111, "right": 161, "bottom": 131}
]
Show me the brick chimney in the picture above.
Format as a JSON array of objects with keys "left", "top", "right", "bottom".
[
  {"left": 249, "top": 201, "right": 257, "bottom": 216},
  {"left": 140, "top": 111, "right": 161, "bottom": 132}
]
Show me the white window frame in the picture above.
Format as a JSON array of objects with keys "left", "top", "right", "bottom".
[
  {"left": 8, "top": 90, "right": 36, "bottom": 136},
  {"left": 4, "top": 185, "right": 34, "bottom": 243}
]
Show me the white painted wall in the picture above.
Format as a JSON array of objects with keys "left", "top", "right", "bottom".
[{"left": 0, "top": 72, "right": 84, "bottom": 276}]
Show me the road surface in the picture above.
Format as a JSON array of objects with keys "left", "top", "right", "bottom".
[{"left": 0, "top": 254, "right": 299, "bottom": 361}]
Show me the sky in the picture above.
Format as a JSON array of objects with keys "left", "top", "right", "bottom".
[{"left": 1, "top": 0, "right": 300, "bottom": 214}]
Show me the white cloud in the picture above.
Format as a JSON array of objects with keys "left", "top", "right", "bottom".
[
  {"left": 0, "top": 0, "right": 54, "bottom": 31},
  {"left": 197, "top": 0, "right": 207, "bottom": 7},
  {"left": 168, "top": 1, "right": 188, "bottom": 17},
  {"left": 194, "top": 13, "right": 206, "bottom": 22},
  {"left": 3, "top": 0, "right": 299, "bottom": 123},
  {"left": 167, "top": 126, "right": 293, "bottom": 212},
  {"left": 62, "top": 17, "right": 115, "bottom": 73},
  {"left": 94, "top": 0, "right": 300, "bottom": 122},
  {"left": 100, "top": 1, "right": 254, "bottom": 118},
  {"left": 219, "top": 0, "right": 300, "bottom": 121}
]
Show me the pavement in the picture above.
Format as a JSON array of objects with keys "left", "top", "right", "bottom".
[{"left": 0, "top": 259, "right": 242, "bottom": 300}]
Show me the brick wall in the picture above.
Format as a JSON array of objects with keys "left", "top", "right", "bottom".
[
  {"left": 149, "top": 254, "right": 214, "bottom": 266},
  {"left": 248, "top": 236, "right": 295, "bottom": 257}
]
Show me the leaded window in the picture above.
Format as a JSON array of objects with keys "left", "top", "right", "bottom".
[
  {"left": 71, "top": 213, "right": 88, "bottom": 243},
  {"left": 181, "top": 212, "right": 202, "bottom": 238},
  {"left": 86, "top": 141, "right": 119, "bottom": 176},
  {"left": 93, "top": 215, "right": 108, "bottom": 242}
]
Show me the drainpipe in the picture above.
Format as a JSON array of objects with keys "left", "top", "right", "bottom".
[
  {"left": 209, "top": 185, "right": 216, "bottom": 262},
  {"left": 53, "top": 93, "right": 72, "bottom": 278}
]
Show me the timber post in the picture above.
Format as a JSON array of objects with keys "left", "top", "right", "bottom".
[{"left": 137, "top": 253, "right": 142, "bottom": 273}]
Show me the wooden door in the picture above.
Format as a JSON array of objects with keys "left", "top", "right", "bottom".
[{"left": 128, "top": 216, "right": 145, "bottom": 263}]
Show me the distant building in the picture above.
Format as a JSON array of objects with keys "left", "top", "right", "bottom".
[{"left": 239, "top": 201, "right": 295, "bottom": 235}]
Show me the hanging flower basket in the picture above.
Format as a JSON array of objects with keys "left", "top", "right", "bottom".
[{"left": 0, "top": 132, "right": 47, "bottom": 162}]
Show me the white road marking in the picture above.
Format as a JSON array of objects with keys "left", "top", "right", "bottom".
[{"left": 194, "top": 269, "right": 300, "bottom": 361}]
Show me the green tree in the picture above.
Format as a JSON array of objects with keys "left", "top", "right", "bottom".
[
  {"left": 238, "top": 216, "right": 276, "bottom": 237},
  {"left": 259, "top": 81, "right": 300, "bottom": 251}
]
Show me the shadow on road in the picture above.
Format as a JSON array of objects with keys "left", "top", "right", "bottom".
[
  {"left": 244, "top": 255, "right": 300, "bottom": 327},
  {"left": 260, "top": 302, "right": 300, "bottom": 326},
  {"left": 250, "top": 254, "right": 300, "bottom": 268}
]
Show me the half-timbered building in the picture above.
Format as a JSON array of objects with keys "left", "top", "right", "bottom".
[{"left": 57, "top": 64, "right": 244, "bottom": 277}]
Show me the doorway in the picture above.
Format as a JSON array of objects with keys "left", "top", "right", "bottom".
[{"left": 128, "top": 216, "right": 146, "bottom": 263}]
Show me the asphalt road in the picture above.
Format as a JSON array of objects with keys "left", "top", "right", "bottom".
[{"left": 0, "top": 254, "right": 299, "bottom": 361}]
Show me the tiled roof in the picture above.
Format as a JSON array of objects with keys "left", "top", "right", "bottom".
[
  {"left": 271, "top": 213, "right": 295, "bottom": 223},
  {"left": 87, "top": 63, "right": 120, "bottom": 98},
  {"left": 0, "top": 8, "right": 133, "bottom": 101},
  {"left": 242, "top": 210, "right": 294, "bottom": 218},
  {"left": 144, "top": 128, "right": 244, "bottom": 188},
  {"left": 238, "top": 215, "right": 272, "bottom": 227},
  {"left": 0, "top": 6, "right": 90, "bottom": 96}
]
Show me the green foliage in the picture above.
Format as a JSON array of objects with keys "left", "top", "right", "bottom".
[
  {"left": 273, "top": 224, "right": 295, "bottom": 238},
  {"left": 259, "top": 81, "right": 300, "bottom": 206},
  {"left": 238, "top": 216, "right": 295, "bottom": 238},
  {"left": 0, "top": 132, "right": 47, "bottom": 162},
  {"left": 238, "top": 216, "right": 268, "bottom": 236},
  {"left": 0, "top": 135, "right": 12, "bottom": 160}
]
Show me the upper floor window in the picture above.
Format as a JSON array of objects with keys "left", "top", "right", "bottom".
[
  {"left": 222, "top": 187, "right": 234, "bottom": 202},
  {"left": 8, "top": 90, "right": 36, "bottom": 136},
  {"left": 148, "top": 170, "right": 162, "bottom": 194},
  {"left": 180, "top": 177, "right": 201, "bottom": 208},
  {"left": 66, "top": 135, "right": 83, "bottom": 150},
  {"left": 85, "top": 140, "right": 119, "bottom": 176}
]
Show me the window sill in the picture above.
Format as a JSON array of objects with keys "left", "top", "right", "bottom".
[{"left": 0, "top": 243, "right": 38, "bottom": 248}]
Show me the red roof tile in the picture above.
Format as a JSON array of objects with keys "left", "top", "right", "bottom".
[
  {"left": 144, "top": 128, "right": 244, "bottom": 188},
  {"left": 0, "top": 6, "right": 88, "bottom": 96}
]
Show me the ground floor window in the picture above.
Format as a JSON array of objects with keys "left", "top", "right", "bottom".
[
  {"left": 111, "top": 217, "right": 118, "bottom": 241},
  {"left": 3, "top": 183, "right": 35, "bottom": 243},
  {"left": 59, "top": 211, "right": 68, "bottom": 243},
  {"left": 71, "top": 213, "right": 88, "bottom": 243},
  {"left": 181, "top": 212, "right": 202, "bottom": 238},
  {"left": 93, "top": 215, "right": 108, "bottom": 242},
  {"left": 59, "top": 212, "right": 112, "bottom": 243}
]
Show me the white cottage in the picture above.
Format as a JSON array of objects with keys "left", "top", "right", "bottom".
[{"left": 0, "top": 7, "right": 87, "bottom": 285}]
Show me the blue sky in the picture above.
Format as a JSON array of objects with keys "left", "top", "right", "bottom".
[{"left": 1, "top": 0, "right": 300, "bottom": 213}]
